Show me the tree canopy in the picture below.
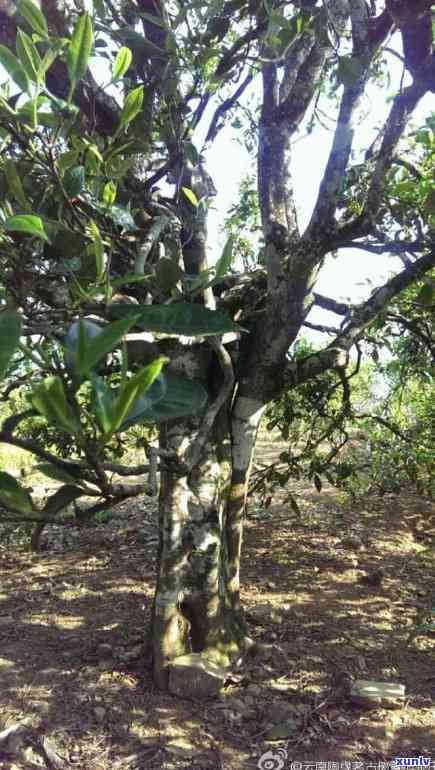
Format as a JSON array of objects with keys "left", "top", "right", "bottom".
[{"left": 0, "top": 0, "right": 433, "bottom": 690}]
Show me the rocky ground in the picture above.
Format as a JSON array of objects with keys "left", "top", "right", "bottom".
[{"left": 0, "top": 435, "right": 434, "bottom": 769}]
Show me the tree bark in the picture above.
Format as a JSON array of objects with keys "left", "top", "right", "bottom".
[{"left": 151, "top": 390, "right": 265, "bottom": 688}]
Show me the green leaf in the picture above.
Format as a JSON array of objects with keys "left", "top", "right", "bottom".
[
  {"left": 35, "top": 463, "right": 82, "bottom": 485},
  {"left": 181, "top": 186, "right": 199, "bottom": 206},
  {"left": 4, "top": 215, "right": 49, "bottom": 241},
  {"left": 122, "top": 373, "right": 208, "bottom": 425},
  {"left": 0, "top": 44, "right": 30, "bottom": 93},
  {"left": 103, "top": 180, "right": 117, "bottom": 206},
  {"left": 19, "top": 0, "right": 49, "bottom": 38},
  {"left": 109, "top": 356, "right": 168, "bottom": 435},
  {"left": 0, "top": 471, "right": 34, "bottom": 514},
  {"left": 111, "top": 46, "right": 132, "bottom": 82},
  {"left": 38, "top": 40, "right": 66, "bottom": 78},
  {"left": 91, "top": 375, "right": 116, "bottom": 433},
  {"left": 215, "top": 235, "right": 234, "bottom": 279},
  {"left": 0, "top": 310, "right": 22, "bottom": 380},
  {"left": 64, "top": 165, "right": 85, "bottom": 197},
  {"left": 67, "top": 12, "right": 93, "bottom": 92},
  {"left": 313, "top": 474, "right": 322, "bottom": 492},
  {"left": 155, "top": 258, "right": 183, "bottom": 293},
  {"left": 88, "top": 221, "right": 105, "bottom": 278},
  {"left": 119, "top": 85, "right": 144, "bottom": 129},
  {"left": 119, "top": 374, "right": 167, "bottom": 429},
  {"left": 16, "top": 29, "right": 42, "bottom": 84},
  {"left": 111, "top": 272, "right": 148, "bottom": 289},
  {"left": 64, "top": 319, "right": 103, "bottom": 374},
  {"left": 4, "top": 160, "right": 30, "bottom": 210},
  {"left": 109, "top": 302, "right": 245, "bottom": 336},
  {"left": 31, "top": 376, "right": 80, "bottom": 432},
  {"left": 56, "top": 149, "right": 80, "bottom": 174},
  {"left": 75, "top": 316, "right": 140, "bottom": 376}
]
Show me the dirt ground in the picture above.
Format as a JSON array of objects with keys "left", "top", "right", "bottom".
[{"left": 0, "top": 434, "right": 434, "bottom": 770}]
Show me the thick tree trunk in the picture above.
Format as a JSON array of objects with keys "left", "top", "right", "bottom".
[{"left": 151, "top": 394, "right": 265, "bottom": 690}]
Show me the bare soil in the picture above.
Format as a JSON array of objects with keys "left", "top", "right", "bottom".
[{"left": 0, "top": 434, "right": 434, "bottom": 769}]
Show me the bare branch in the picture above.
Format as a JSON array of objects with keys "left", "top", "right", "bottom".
[
  {"left": 205, "top": 73, "right": 254, "bottom": 145},
  {"left": 312, "top": 293, "right": 350, "bottom": 315},
  {"left": 288, "top": 247, "right": 435, "bottom": 387}
]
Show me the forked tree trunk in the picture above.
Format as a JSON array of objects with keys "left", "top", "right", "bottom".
[{"left": 151, "top": 394, "right": 265, "bottom": 689}]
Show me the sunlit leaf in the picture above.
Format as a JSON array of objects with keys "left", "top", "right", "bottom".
[
  {"left": 111, "top": 46, "right": 132, "bottom": 82},
  {"left": 67, "top": 12, "right": 93, "bottom": 93},
  {"left": 4, "top": 215, "right": 49, "bottom": 242},
  {"left": 19, "top": 0, "right": 49, "bottom": 38},
  {"left": 31, "top": 376, "right": 80, "bottom": 432},
  {"left": 16, "top": 29, "right": 42, "bottom": 84},
  {"left": 119, "top": 85, "right": 144, "bottom": 129},
  {"left": 182, "top": 186, "right": 199, "bottom": 206},
  {"left": 0, "top": 471, "right": 34, "bottom": 513},
  {"left": 75, "top": 316, "right": 140, "bottom": 376},
  {"left": 109, "top": 356, "right": 168, "bottom": 435},
  {"left": 0, "top": 45, "right": 30, "bottom": 92}
]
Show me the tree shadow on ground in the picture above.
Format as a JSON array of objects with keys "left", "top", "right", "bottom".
[{"left": 0, "top": 483, "right": 433, "bottom": 769}]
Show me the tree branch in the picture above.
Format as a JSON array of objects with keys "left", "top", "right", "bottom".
[{"left": 287, "top": 247, "right": 435, "bottom": 387}]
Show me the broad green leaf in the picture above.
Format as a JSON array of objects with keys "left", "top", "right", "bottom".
[
  {"left": 35, "top": 463, "right": 82, "bottom": 485},
  {"left": 64, "top": 165, "right": 85, "bottom": 197},
  {"left": 75, "top": 315, "right": 140, "bottom": 376},
  {"left": 155, "top": 258, "right": 183, "bottom": 293},
  {"left": 120, "top": 374, "right": 167, "bottom": 429},
  {"left": 0, "top": 310, "right": 22, "bottom": 380},
  {"left": 0, "top": 471, "right": 34, "bottom": 514},
  {"left": 109, "top": 356, "right": 168, "bottom": 435},
  {"left": 19, "top": 0, "right": 49, "bottom": 38},
  {"left": 38, "top": 40, "right": 66, "bottom": 78},
  {"left": 119, "top": 85, "right": 144, "bottom": 128},
  {"left": 4, "top": 160, "right": 30, "bottom": 210},
  {"left": 64, "top": 318, "right": 103, "bottom": 374},
  {"left": 16, "top": 29, "right": 42, "bottom": 84},
  {"left": 91, "top": 375, "right": 116, "bottom": 433},
  {"left": 103, "top": 180, "right": 117, "bottom": 206},
  {"left": 67, "top": 12, "right": 93, "bottom": 92},
  {"left": 81, "top": 194, "right": 137, "bottom": 230},
  {"left": 31, "top": 376, "right": 80, "bottom": 432},
  {"left": 215, "top": 235, "right": 234, "bottom": 279},
  {"left": 4, "top": 215, "right": 49, "bottom": 241},
  {"left": 121, "top": 373, "right": 208, "bottom": 425},
  {"left": 56, "top": 149, "right": 80, "bottom": 174},
  {"left": 109, "top": 302, "right": 244, "bottom": 336},
  {"left": 182, "top": 186, "right": 199, "bottom": 206},
  {"left": 112, "top": 46, "right": 132, "bottom": 82},
  {"left": 0, "top": 45, "right": 30, "bottom": 92}
]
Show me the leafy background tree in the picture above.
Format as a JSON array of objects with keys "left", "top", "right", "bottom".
[{"left": 0, "top": 0, "right": 433, "bottom": 694}]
